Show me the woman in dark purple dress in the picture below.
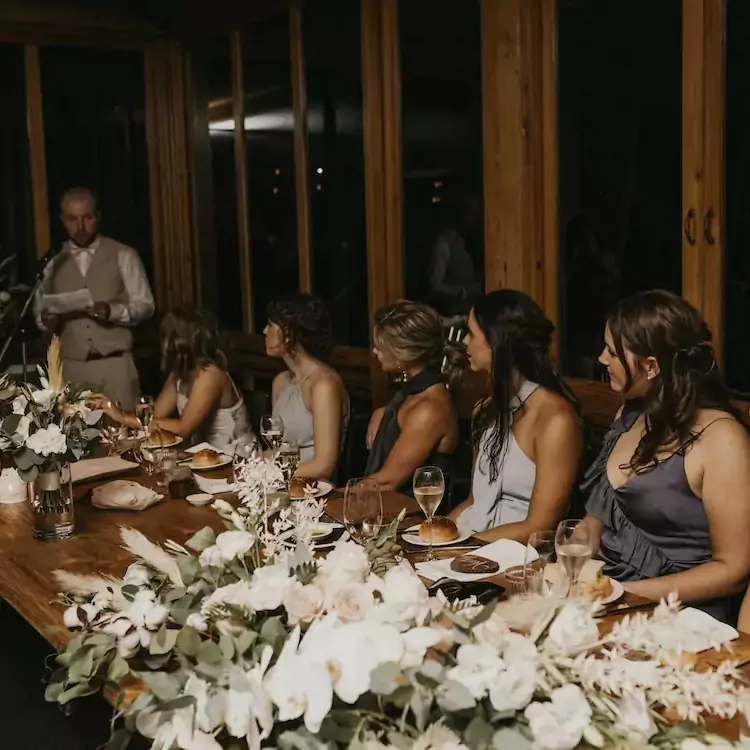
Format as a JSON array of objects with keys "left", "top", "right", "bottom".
[{"left": 582, "top": 290, "right": 750, "bottom": 623}]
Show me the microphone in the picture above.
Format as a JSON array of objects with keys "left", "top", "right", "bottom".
[{"left": 38, "top": 246, "right": 63, "bottom": 267}]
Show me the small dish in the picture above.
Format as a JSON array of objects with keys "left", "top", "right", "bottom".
[{"left": 186, "top": 493, "right": 214, "bottom": 507}]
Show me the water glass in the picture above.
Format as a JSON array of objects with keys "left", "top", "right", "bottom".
[
  {"left": 233, "top": 439, "right": 261, "bottom": 481},
  {"left": 135, "top": 441, "right": 162, "bottom": 477},
  {"left": 504, "top": 565, "right": 527, "bottom": 598},
  {"left": 260, "top": 415, "right": 284, "bottom": 452},
  {"left": 343, "top": 478, "right": 383, "bottom": 545},
  {"left": 155, "top": 449, "right": 177, "bottom": 489},
  {"left": 555, "top": 519, "right": 594, "bottom": 596},
  {"left": 525, "top": 530, "right": 556, "bottom": 596},
  {"left": 413, "top": 465, "right": 445, "bottom": 562},
  {"left": 99, "top": 414, "right": 125, "bottom": 456}
]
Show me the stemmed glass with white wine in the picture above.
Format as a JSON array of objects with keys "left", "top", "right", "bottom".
[
  {"left": 343, "top": 478, "right": 383, "bottom": 545},
  {"left": 554, "top": 520, "right": 593, "bottom": 597},
  {"left": 135, "top": 395, "right": 155, "bottom": 438},
  {"left": 232, "top": 439, "right": 261, "bottom": 482},
  {"left": 277, "top": 440, "right": 300, "bottom": 491},
  {"left": 99, "top": 410, "right": 125, "bottom": 456},
  {"left": 413, "top": 465, "right": 445, "bottom": 562},
  {"left": 260, "top": 415, "right": 284, "bottom": 452}
]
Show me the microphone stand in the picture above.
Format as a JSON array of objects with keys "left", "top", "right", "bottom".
[{"left": 0, "top": 258, "right": 50, "bottom": 382}]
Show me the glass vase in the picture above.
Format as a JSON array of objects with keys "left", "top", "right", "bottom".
[{"left": 29, "top": 463, "right": 75, "bottom": 541}]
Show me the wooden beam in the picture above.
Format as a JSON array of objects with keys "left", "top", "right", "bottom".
[
  {"left": 24, "top": 45, "right": 50, "bottom": 259},
  {"left": 289, "top": 2, "right": 312, "bottom": 293},
  {"left": 230, "top": 30, "right": 254, "bottom": 333}
]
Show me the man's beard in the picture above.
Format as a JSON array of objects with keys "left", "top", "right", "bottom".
[{"left": 71, "top": 231, "right": 98, "bottom": 248}]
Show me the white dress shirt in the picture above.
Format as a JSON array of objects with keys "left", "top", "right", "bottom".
[{"left": 34, "top": 238, "right": 155, "bottom": 331}]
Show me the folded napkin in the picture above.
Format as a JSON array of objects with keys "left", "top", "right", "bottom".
[
  {"left": 193, "top": 473, "right": 236, "bottom": 495},
  {"left": 71, "top": 457, "right": 138, "bottom": 484},
  {"left": 415, "top": 539, "right": 535, "bottom": 583},
  {"left": 674, "top": 608, "right": 739, "bottom": 653},
  {"left": 91, "top": 480, "right": 163, "bottom": 511},
  {"left": 185, "top": 442, "right": 224, "bottom": 455}
]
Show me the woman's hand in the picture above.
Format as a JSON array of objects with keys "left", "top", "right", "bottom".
[{"left": 91, "top": 395, "right": 125, "bottom": 423}]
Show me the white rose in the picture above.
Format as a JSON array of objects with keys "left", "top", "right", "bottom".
[
  {"left": 248, "top": 563, "right": 295, "bottom": 611},
  {"left": 402, "top": 627, "right": 453, "bottom": 669},
  {"left": 374, "top": 562, "right": 432, "bottom": 629},
  {"left": 11, "top": 395, "right": 26, "bottom": 415},
  {"left": 123, "top": 563, "right": 150, "bottom": 587},
  {"left": 283, "top": 582, "right": 325, "bottom": 626},
  {"left": 328, "top": 581, "right": 374, "bottom": 622},
  {"left": 473, "top": 609, "right": 510, "bottom": 647},
  {"left": 63, "top": 603, "right": 99, "bottom": 629},
  {"left": 31, "top": 388, "right": 56, "bottom": 410},
  {"left": 489, "top": 662, "right": 536, "bottom": 712},
  {"left": 525, "top": 685, "right": 592, "bottom": 750},
  {"left": 320, "top": 540, "right": 370, "bottom": 583},
  {"left": 199, "top": 545, "right": 225, "bottom": 568},
  {"left": 215, "top": 530, "right": 256, "bottom": 561},
  {"left": 186, "top": 612, "right": 208, "bottom": 632},
  {"left": 447, "top": 644, "right": 504, "bottom": 699},
  {"left": 202, "top": 580, "right": 255, "bottom": 616},
  {"left": 413, "top": 721, "right": 468, "bottom": 750},
  {"left": 546, "top": 603, "right": 599, "bottom": 655},
  {"left": 616, "top": 691, "right": 657, "bottom": 741},
  {"left": 502, "top": 632, "right": 538, "bottom": 666},
  {"left": 25, "top": 424, "right": 67, "bottom": 457}
]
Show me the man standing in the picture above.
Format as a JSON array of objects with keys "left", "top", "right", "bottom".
[{"left": 34, "top": 187, "right": 154, "bottom": 409}]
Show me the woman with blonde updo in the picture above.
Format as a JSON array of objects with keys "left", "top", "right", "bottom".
[{"left": 365, "top": 300, "right": 463, "bottom": 493}]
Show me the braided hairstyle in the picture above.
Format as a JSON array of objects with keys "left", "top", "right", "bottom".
[{"left": 267, "top": 293, "right": 333, "bottom": 361}]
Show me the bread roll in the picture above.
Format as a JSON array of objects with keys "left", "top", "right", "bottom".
[
  {"left": 146, "top": 428, "right": 177, "bottom": 446},
  {"left": 290, "top": 477, "right": 318, "bottom": 500},
  {"left": 419, "top": 516, "right": 458, "bottom": 543},
  {"left": 192, "top": 448, "right": 221, "bottom": 468},
  {"left": 544, "top": 559, "right": 613, "bottom": 599}
]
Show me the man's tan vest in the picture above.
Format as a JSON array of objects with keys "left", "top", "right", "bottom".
[{"left": 48, "top": 236, "right": 133, "bottom": 361}]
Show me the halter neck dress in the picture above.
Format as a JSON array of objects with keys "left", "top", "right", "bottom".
[
  {"left": 583, "top": 401, "right": 733, "bottom": 622},
  {"left": 458, "top": 380, "right": 540, "bottom": 533},
  {"left": 364, "top": 369, "right": 453, "bottom": 496}
]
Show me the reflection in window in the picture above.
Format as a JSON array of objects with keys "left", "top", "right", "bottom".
[
  {"left": 243, "top": 13, "right": 299, "bottom": 332},
  {"left": 558, "top": 0, "right": 682, "bottom": 378},
  {"left": 724, "top": 0, "right": 750, "bottom": 394},
  {"left": 0, "top": 46, "right": 33, "bottom": 281},
  {"left": 201, "top": 37, "right": 244, "bottom": 330},
  {"left": 400, "top": 0, "right": 483, "bottom": 321},
  {"left": 304, "top": 0, "right": 368, "bottom": 347},
  {"left": 40, "top": 47, "right": 152, "bottom": 278}
]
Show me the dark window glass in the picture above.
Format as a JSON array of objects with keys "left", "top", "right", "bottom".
[
  {"left": 558, "top": 0, "right": 682, "bottom": 378},
  {"left": 724, "top": 0, "right": 750, "bottom": 394},
  {"left": 40, "top": 47, "right": 152, "bottom": 279},
  {"left": 202, "top": 37, "right": 244, "bottom": 330},
  {"left": 304, "top": 0, "right": 368, "bottom": 347},
  {"left": 0, "top": 46, "right": 33, "bottom": 281},
  {"left": 400, "top": 0, "right": 484, "bottom": 321},
  {"left": 243, "top": 13, "right": 299, "bottom": 332}
]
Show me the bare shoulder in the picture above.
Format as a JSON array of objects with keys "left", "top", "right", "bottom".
[
  {"left": 272, "top": 371, "right": 291, "bottom": 389},
  {"left": 193, "top": 363, "right": 225, "bottom": 385},
  {"left": 694, "top": 409, "right": 750, "bottom": 449},
  {"left": 309, "top": 366, "right": 346, "bottom": 402},
  {"left": 530, "top": 386, "right": 578, "bottom": 426},
  {"left": 402, "top": 396, "right": 446, "bottom": 432}
]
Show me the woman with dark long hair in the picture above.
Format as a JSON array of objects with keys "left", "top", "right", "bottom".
[
  {"left": 581, "top": 290, "right": 750, "bottom": 622},
  {"left": 98, "top": 307, "right": 255, "bottom": 451},
  {"left": 448, "top": 290, "right": 582, "bottom": 542},
  {"left": 265, "top": 292, "right": 349, "bottom": 480}
]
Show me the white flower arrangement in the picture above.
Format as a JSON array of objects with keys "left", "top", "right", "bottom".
[{"left": 46, "top": 494, "right": 750, "bottom": 750}]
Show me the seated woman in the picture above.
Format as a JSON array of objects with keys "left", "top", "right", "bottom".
[
  {"left": 448, "top": 290, "right": 582, "bottom": 543},
  {"left": 580, "top": 290, "right": 750, "bottom": 623},
  {"left": 365, "top": 300, "right": 462, "bottom": 493},
  {"left": 265, "top": 293, "right": 349, "bottom": 480},
  {"left": 99, "top": 308, "right": 256, "bottom": 452}
]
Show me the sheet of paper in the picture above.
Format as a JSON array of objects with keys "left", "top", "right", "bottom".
[
  {"left": 70, "top": 456, "right": 138, "bottom": 484},
  {"left": 39, "top": 289, "right": 94, "bottom": 315}
]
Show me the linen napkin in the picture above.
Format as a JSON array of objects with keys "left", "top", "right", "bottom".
[
  {"left": 674, "top": 608, "right": 739, "bottom": 653},
  {"left": 70, "top": 457, "right": 138, "bottom": 484},
  {"left": 193, "top": 473, "right": 237, "bottom": 495},
  {"left": 91, "top": 480, "right": 163, "bottom": 511},
  {"left": 415, "top": 539, "right": 535, "bottom": 582}
]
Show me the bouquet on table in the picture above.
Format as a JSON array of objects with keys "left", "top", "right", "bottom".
[
  {"left": 0, "top": 336, "right": 102, "bottom": 536},
  {"left": 47, "top": 460, "right": 750, "bottom": 750}
]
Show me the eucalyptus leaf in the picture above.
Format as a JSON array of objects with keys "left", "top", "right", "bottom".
[
  {"left": 155, "top": 695, "right": 196, "bottom": 712},
  {"left": 235, "top": 629, "right": 258, "bottom": 656},
  {"left": 370, "top": 661, "right": 402, "bottom": 695},
  {"left": 139, "top": 672, "right": 180, "bottom": 701},
  {"left": 219, "top": 634, "right": 235, "bottom": 660},
  {"left": 492, "top": 728, "right": 531, "bottom": 750},
  {"left": 108, "top": 655, "right": 130, "bottom": 682},
  {"left": 142, "top": 653, "right": 172, "bottom": 670},
  {"left": 278, "top": 729, "right": 330, "bottom": 750},
  {"left": 470, "top": 598, "right": 499, "bottom": 628},
  {"left": 149, "top": 627, "right": 179, "bottom": 656},
  {"left": 465, "top": 717, "right": 494, "bottom": 750},
  {"left": 14, "top": 447, "right": 38, "bottom": 471},
  {"left": 437, "top": 679, "right": 476, "bottom": 712},
  {"left": 58, "top": 682, "right": 97, "bottom": 704},
  {"left": 185, "top": 527, "right": 216, "bottom": 553},
  {"left": 2, "top": 414, "right": 21, "bottom": 435},
  {"left": 197, "top": 639, "right": 223, "bottom": 665},
  {"left": 176, "top": 626, "right": 203, "bottom": 657}
]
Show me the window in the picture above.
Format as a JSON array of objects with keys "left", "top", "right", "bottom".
[
  {"left": 243, "top": 13, "right": 299, "bottom": 332},
  {"left": 400, "top": 0, "right": 484, "bottom": 322},
  {"left": 0, "top": 45, "right": 33, "bottom": 280},
  {"left": 304, "top": 0, "right": 368, "bottom": 346},
  {"left": 558, "top": 0, "right": 682, "bottom": 378},
  {"left": 40, "top": 47, "right": 152, "bottom": 278},
  {"left": 200, "top": 36, "right": 244, "bottom": 330}
]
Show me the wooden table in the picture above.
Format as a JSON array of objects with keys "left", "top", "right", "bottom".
[{"left": 0, "top": 466, "right": 745, "bottom": 737}]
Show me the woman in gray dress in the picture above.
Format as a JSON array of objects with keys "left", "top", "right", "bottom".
[{"left": 581, "top": 290, "right": 750, "bottom": 623}]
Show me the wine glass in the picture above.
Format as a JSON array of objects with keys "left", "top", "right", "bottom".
[
  {"left": 413, "top": 466, "right": 445, "bottom": 562},
  {"left": 277, "top": 440, "right": 301, "bottom": 489},
  {"left": 233, "top": 439, "right": 261, "bottom": 482},
  {"left": 525, "top": 530, "right": 556, "bottom": 597},
  {"left": 135, "top": 441, "right": 163, "bottom": 477},
  {"left": 343, "top": 478, "right": 383, "bottom": 545},
  {"left": 260, "top": 415, "right": 284, "bottom": 452},
  {"left": 99, "top": 413, "right": 125, "bottom": 456},
  {"left": 554, "top": 520, "right": 593, "bottom": 597},
  {"left": 135, "top": 396, "right": 155, "bottom": 436}
]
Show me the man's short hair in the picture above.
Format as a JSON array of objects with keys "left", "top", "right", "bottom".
[{"left": 60, "top": 187, "right": 99, "bottom": 213}]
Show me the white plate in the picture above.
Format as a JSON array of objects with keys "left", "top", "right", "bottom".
[
  {"left": 599, "top": 579, "right": 624, "bottom": 606},
  {"left": 401, "top": 523, "right": 473, "bottom": 547},
  {"left": 142, "top": 435, "right": 183, "bottom": 449},
  {"left": 186, "top": 454, "right": 233, "bottom": 471},
  {"left": 290, "top": 480, "right": 333, "bottom": 499}
]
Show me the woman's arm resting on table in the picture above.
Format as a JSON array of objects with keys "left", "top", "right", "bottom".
[
  {"left": 366, "top": 400, "right": 448, "bottom": 491},
  {"left": 153, "top": 366, "right": 223, "bottom": 439},
  {"left": 624, "top": 419, "right": 750, "bottom": 605},
  {"left": 296, "top": 375, "right": 343, "bottom": 480},
  {"left": 474, "top": 409, "right": 582, "bottom": 544}
]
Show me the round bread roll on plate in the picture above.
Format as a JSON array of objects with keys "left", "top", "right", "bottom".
[{"left": 401, "top": 516, "right": 472, "bottom": 547}]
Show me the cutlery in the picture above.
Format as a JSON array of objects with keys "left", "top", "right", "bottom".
[{"left": 598, "top": 600, "right": 658, "bottom": 618}]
